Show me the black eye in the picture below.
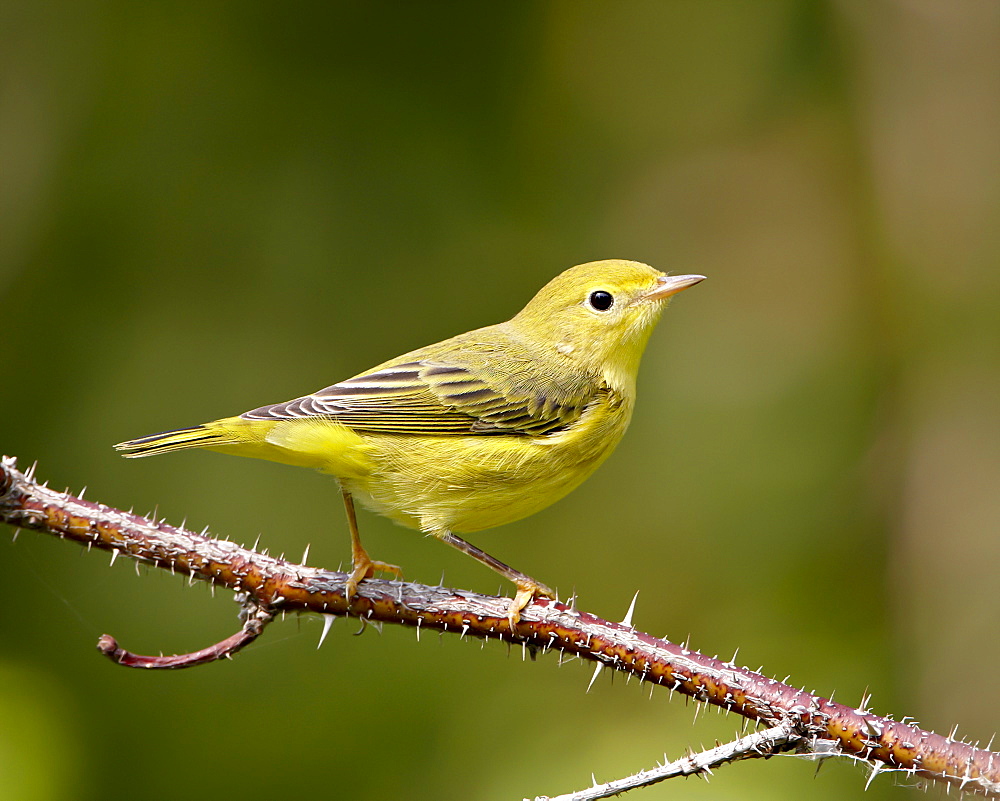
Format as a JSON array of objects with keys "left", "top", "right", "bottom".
[{"left": 588, "top": 290, "right": 614, "bottom": 311}]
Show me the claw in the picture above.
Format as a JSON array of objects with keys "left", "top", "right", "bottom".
[
  {"left": 507, "top": 578, "right": 555, "bottom": 626},
  {"left": 345, "top": 554, "right": 404, "bottom": 600}
]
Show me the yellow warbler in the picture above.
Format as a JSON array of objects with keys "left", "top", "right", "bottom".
[{"left": 116, "top": 260, "right": 703, "bottom": 621}]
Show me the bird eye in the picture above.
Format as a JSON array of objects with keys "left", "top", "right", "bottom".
[{"left": 587, "top": 290, "right": 614, "bottom": 312}]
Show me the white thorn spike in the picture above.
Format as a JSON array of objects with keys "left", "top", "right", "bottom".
[
  {"left": 864, "top": 761, "right": 882, "bottom": 791},
  {"left": 621, "top": 590, "right": 639, "bottom": 628},
  {"left": 110, "top": 549, "right": 119, "bottom": 567},
  {"left": 587, "top": 662, "right": 603, "bottom": 693},
  {"left": 301, "top": 543, "right": 311, "bottom": 564},
  {"left": 317, "top": 614, "right": 336, "bottom": 649}
]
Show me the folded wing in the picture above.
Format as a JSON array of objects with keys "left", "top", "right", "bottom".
[{"left": 240, "top": 359, "right": 591, "bottom": 436}]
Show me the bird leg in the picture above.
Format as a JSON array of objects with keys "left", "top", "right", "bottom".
[
  {"left": 434, "top": 531, "right": 555, "bottom": 626},
  {"left": 341, "top": 489, "right": 403, "bottom": 599}
]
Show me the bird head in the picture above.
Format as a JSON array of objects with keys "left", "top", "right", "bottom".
[{"left": 511, "top": 259, "right": 704, "bottom": 393}]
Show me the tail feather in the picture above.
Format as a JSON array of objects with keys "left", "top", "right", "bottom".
[{"left": 115, "top": 425, "right": 239, "bottom": 457}]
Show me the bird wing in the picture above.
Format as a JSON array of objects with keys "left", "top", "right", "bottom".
[{"left": 240, "top": 358, "right": 592, "bottom": 436}]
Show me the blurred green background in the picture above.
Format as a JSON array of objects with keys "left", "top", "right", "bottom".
[{"left": 2, "top": 2, "right": 998, "bottom": 799}]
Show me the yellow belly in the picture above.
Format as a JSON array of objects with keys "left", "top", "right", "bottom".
[
  {"left": 215, "top": 391, "right": 633, "bottom": 536},
  {"left": 344, "top": 393, "right": 632, "bottom": 534}
]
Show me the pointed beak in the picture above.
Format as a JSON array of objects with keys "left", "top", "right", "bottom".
[{"left": 645, "top": 273, "right": 706, "bottom": 301}]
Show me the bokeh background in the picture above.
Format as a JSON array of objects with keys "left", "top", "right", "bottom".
[{"left": 2, "top": 2, "right": 998, "bottom": 799}]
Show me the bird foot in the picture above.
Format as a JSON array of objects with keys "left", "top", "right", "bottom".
[
  {"left": 507, "top": 578, "right": 556, "bottom": 627},
  {"left": 345, "top": 556, "right": 404, "bottom": 599}
]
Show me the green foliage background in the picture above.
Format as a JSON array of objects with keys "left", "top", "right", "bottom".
[{"left": 2, "top": 3, "right": 998, "bottom": 799}]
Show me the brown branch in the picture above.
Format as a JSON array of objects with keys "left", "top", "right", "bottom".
[
  {"left": 2, "top": 455, "right": 999, "bottom": 797},
  {"left": 95, "top": 596, "right": 273, "bottom": 668}
]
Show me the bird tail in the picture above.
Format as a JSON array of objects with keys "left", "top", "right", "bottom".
[{"left": 114, "top": 423, "right": 241, "bottom": 458}]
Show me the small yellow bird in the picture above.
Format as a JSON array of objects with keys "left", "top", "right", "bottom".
[{"left": 116, "top": 260, "right": 703, "bottom": 622}]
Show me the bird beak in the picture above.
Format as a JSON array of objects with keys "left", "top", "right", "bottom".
[{"left": 644, "top": 274, "right": 706, "bottom": 301}]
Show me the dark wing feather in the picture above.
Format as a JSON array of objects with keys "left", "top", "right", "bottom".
[{"left": 240, "top": 357, "right": 591, "bottom": 436}]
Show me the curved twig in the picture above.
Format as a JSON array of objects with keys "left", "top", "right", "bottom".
[
  {"left": 96, "top": 596, "right": 273, "bottom": 668},
  {"left": 2, "top": 455, "right": 998, "bottom": 797}
]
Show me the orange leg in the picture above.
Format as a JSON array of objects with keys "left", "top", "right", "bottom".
[
  {"left": 434, "top": 530, "right": 555, "bottom": 626},
  {"left": 342, "top": 489, "right": 403, "bottom": 599}
]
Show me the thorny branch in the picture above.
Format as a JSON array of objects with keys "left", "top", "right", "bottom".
[
  {"left": 536, "top": 720, "right": 799, "bottom": 800},
  {"left": 2, "top": 456, "right": 999, "bottom": 798}
]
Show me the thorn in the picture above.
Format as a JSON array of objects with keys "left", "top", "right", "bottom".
[
  {"left": 587, "top": 662, "right": 603, "bottom": 693},
  {"left": 621, "top": 590, "right": 639, "bottom": 628},
  {"left": 110, "top": 549, "right": 119, "bottom": 567},
  {"left": 864, "top": 761, "right": 882, "bottom": 791},
  {"left": 79, "top": 486, "right": 87, "bottom": 499},
  {"left": 301, "top": 543, "right": 311, "bottom": 564},
  {"left": 253, "top": 535, "right": 261, "bottom": 550},
  {"left": 11, "top": 528, "right": 20, "bottom": 543},
  {"left": 317, "top": 614, "right": 336, "bottom": 649},
  {"left": 416, "top": 617, "right": 422, "bottom": 642}
]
